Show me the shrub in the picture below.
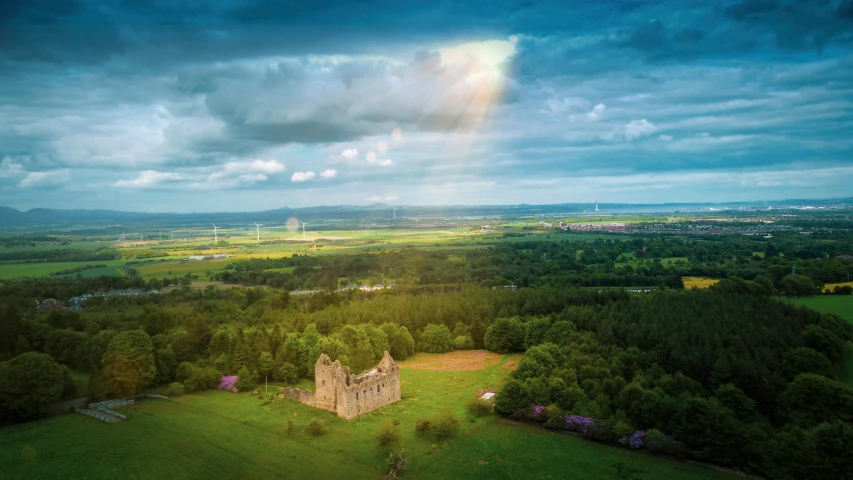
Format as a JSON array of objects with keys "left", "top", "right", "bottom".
[
  {"left": 235, "top": 366, "right": 258, "bottom": 391},
  {"left": 415, "top": 411, "right": 460, "bottom": 441},
  {"left": 168, "top": 382, "right": 184, "bottom": 396},
  {"left": 218, "top": 375, "right": 238, "bottom": 391},
  {"left": 280, "top": 362, "right": 299, "bottom": 385},
  {"left": 305, "top": 418, "right": 327, "bottom": 436},
  {"left": 454, "top": 335, "right": 474, "bottom": 350},
  {"left": 467, "top": 397, "right": 494, "bottom": 417},
  {"left": 375, "top": 421, "right": 402, "bottom": 451},
  {"left": 644, "top": 429, "right": 683, "bottom": 456}
]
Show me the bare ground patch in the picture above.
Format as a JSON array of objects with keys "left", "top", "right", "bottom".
[
  {"left": 399, "top": 350, "right": 506, "bottom": 371},
  {"left": 502, "top": 354, "right": 522, "bottom": 370}
]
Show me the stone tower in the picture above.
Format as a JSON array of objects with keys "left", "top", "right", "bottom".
[{"left": 314, "top": 353, "right": 343, "bottom": 412}]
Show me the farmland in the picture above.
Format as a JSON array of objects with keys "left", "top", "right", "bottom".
[
  {"left": 0, "top": 352, "right": 732, "bottom": 480},
  {"left": 683, "top": 277, "right": 720, "bottom": 289}
]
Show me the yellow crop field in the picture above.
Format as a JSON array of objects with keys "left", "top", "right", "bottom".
[
  {"left": 823, "top": 281, "right": 853, "bottom": 293},
  {"left": 683, "top": 276, "right": 720, "bottom": 289}
]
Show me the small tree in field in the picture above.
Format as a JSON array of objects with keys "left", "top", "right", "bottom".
[
  {"left": 305, "top": 418, "right": 327, "bottom": 436},
  {"left": 375, "top": 421, "right": 401, "bottom": 452}
]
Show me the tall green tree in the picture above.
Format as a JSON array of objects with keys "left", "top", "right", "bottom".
[
  {"left": 102, "top": 330, "right": 156, "bottom": 397},
  {"left": 0, "top": 352, "right": 65, "bottom": 421}
]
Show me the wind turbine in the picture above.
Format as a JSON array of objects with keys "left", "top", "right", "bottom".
[
  {"left": 212, "top": 224, "right": 220, "bottom": 244},
  {"left": 301, "top": 221, "right": 308, "bottom": 241},
  {"left": 254, "top": 222, "right": 263, "bottom": 242}
]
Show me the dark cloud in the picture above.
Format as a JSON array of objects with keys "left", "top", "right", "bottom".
[{"left": 0, "top": 1, "right": 851, "bottom": 209}]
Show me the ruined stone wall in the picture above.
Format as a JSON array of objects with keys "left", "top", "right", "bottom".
[
  {"left": 278, "top": 387, "right": 315, "bottom": 406},
  {"left": 335, "top": 368, "right": 401, "bottom": 420},
  {"left": 282, "top": 351, "right": 401, "bottom": 419}
]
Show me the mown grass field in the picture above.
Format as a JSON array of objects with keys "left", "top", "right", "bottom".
[
  {"left": 683, "top": 277, "right": 720, "bottom": 289},
  {"left": 0, "top": 352, "right": 733, "bottom": 480}
]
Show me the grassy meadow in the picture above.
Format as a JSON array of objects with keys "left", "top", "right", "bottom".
[{"left": 0, "top": 352, "right": 734, "bottom": 480}]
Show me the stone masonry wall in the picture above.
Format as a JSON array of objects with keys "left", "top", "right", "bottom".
[
  {"left": 281, "top": 351, "right": 401, "bottom": 419},
  {"left": 278, "top": 387, "right": 315, "bottom": 406}
]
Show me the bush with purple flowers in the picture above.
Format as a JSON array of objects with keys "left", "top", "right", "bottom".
[
  {"left": 532, "top": 405, "right": 545, "bottom": 418},
  {"left": 628, "top": 430, "right": 645, "bottom": 449},
  {"left": 564, "top": 415, "right": 595, "bottom": 436},
  {"left": 219, "top": 375, "right": 238, "bottom": 392}
]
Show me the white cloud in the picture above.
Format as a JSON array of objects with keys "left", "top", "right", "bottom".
[
  {"left": 377, "top": 159, "right": 394, "bottom": 166},
  {"left": 587, "top": 103, "right": 606, "bottom": 120},
  {"left": 366, "top": 151, "right": 377, "bottom": 164},
  {"left": 659, "top": 134, "right": 673, "bottom": 141},
  {"left": 341, "top": 148, "right": 359, "bottom": 159},
  {"left": 368, "top": 195, "right": 399, "bottom": 202},
  {"left": 19, "top": 169, "right": 70, "bottom": 188},
  {"left": 320, "top": 169, "right": 337, "bottom": 178},
  {"left": 291, "top": 171, "right": 317, "bottom": 182},
  {"left": 210, "top": 159, "right": 285, "bottom": 181},
  {"left": 624, "top": 119, "right": 657, "bottom": 140},
  {"left": 114, "top": 170, "right": 183, "bottom": 188},
  {"left": 0, "top": 157, "right": 25, "bottom": 178}
]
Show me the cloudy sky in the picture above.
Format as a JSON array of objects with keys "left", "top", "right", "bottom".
[{"left": 1, "top": 0, "right": 852, "bottom": 212}]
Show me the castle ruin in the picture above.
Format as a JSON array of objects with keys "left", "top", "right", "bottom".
[{"left": 279, "top": 351, "right": 401, "bottom": 420}]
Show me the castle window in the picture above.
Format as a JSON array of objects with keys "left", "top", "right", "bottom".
[
  {"left": 377, "top": 385, "right": 380, "bottom": 393},
  {"left": 322, "top": 380, "right": 325, "bottom": 386},
  {"left": 356, "top": 393, "right": 358, "bottom": 401}
]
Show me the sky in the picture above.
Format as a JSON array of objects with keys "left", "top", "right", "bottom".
[{"left": 1, "top": 0, "right": 852, "bottom": 212}]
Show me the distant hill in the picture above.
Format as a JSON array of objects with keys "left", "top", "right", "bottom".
[{"left": 0, "top": 198, "right": 850, "bottom": 227}]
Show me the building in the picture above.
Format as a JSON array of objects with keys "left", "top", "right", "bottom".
[
  {"left": 279, "top": 352, "right": 401, "bottom": 420},
  {"left": 373, "top": 283, "right": 384, "bottom": 290},
  {"left": 360, "top": 284, "right": 372, "bottom": 292}
]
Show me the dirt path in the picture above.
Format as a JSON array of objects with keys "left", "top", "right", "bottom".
[{"left": 50, "top": 397, "right": 88, "bottom": 415}]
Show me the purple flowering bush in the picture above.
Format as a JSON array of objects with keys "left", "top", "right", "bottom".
[
  {"left": 219, "top": 375, "right": 238, "bottom": 392},
  {"left": 564, "top": 415, "right": 595, "bottom": 436},
  {"left": 628, "top": 430, "right": 645, "bottom": 449},
  {"left": 532, "top": 405, "right": 546, "bottom": 419}
]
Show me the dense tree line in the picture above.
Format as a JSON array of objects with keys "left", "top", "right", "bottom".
[{"left": 1, "top": 256, "right": 851, "bottom": 478}]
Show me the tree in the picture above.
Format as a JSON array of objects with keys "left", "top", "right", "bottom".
[
  {"left": 280, "top": 362, "right": 299, "bottom": 385},
  {"left": 418, "top": 324, "right": 454, "bottom": 353},
  {"left": 780, "top": 348, "right": 834, "bottom": 380},
  {"left": 781, "top": 374, "right": 853, "bottom": 426},
  {"left": 235, "top": 366, "right": 258, "bottom": 391},
  {"left": 802, "top": 325, "right": 845, "bottom": 363},
  {"left": 102, "top": 330, "right": 156, "bottom": 397},
  {"left": 484, "top": 317, "right": 525, "bottom": 353},
  {"left": 258, "top": 351, "right": 275, "bottom": 394},
  {"left": 0, "top": 352, "right": 65, "bottom": 421}
]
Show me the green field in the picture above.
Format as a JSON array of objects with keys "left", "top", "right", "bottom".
[
  {"left": 0, "top": 260, "right": 129, "bottom": 280},
  {"left": 788, "top": 296, "right": 853, "bottom": 323},
  {"left": 0, "top": 353, "right": 732, "bottom": 480}
]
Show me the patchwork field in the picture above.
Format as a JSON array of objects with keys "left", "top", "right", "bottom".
[
  {"left": 683, "top": 277, "right": 720, "bottom": 289},
  {"left": 0, "top": 352, "right": 733, "bottom": 480}
]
